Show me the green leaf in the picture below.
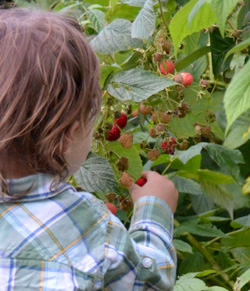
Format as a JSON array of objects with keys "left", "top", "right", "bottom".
[
  {"left": 86, "top": 9, "right": 105, "bottom": 32},
  {"left": 225, "top": 38, "right": 250, "bottom": 59},
  {"left": 173, "top": 239, "right": 193, "bottom": 253},
  {"left": 204, "top": 144, "right": 244, "bottom": 183},
  {"left": 204, "top": 287, "right": 229, "bottom": 291},
  {"left": 191, "top": 194, "right": 215, "bottom": 214},
  {"left": 174, "top": 273, "right": 207, "bottom": 291},
  {"left": 107, "top": 69, "right": 176, "bottom": 101},
  {"left": 175, "top": 46, "right": 211, "bottom": 71},
  {"left": 199, "top": 179, "right": 234, "bottom": 218},
  {"left": 74, "top": 153, "right": 118, "bottom": 193},
  {"left": 131, "top": 0, "right": 155, "bottom": 41},
  {"left": 177, "top": 143, "right": 206, "bottom": 164},
  {"left": 236, "top": 268, "right": 250, "bottom": 289},
  {"left": 90, "top": 19, "right": 144, "bottom": 54},
  {"left": 175, "top": 219, "right": 228, "bottom": 238},
  {"left": 210, "top": 28, "right": 235, "bottom": 77},
  {"left": 224, "top": 111, "right": 250, "bottom": 149},
  {"left": 105, "top": 4, "right": 140, "bottom": 22},
  {"left": 100, "top": 64, "right": 118, "bottom": 88},
  {"left": 171, "top": 175, "right": 203, "bottom": 195},
  {"left": 210, "top": 0, "right": 239, "bottom": 37},
  {"left": 120, "top": 0, "right": 145, "bottom": 7},
  {"left": 188, "top": 0, "right": 206, "bottom": 27},
  {"left": 222, "top": 229, "right": 250, "bottom": 248},
  {"left": 224, "top": 60, "right": 250, "bottom": 134},
  {"left": 231, "top": 214, "right": 250, "bottom": 228},
  {"left": 107, "top": 143, "right": 143, "bottom": 180},
  {"left": 169, "top": 0, "right": 217, "bottom": 53},
  {"left": 152, "top": 154, "right": 171, "bottom": 166},
  {"left": 243, "top": 176, "right": 250, "bottom": 194},
  {"left": 198, "top": 169, "right": 234, "bottom": 184}
]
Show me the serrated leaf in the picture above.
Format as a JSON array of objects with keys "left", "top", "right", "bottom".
[
  {"left": 204, "top": 287, "right": 229, "bottom": 291},
  {"left": 174, "top": 274, "right": 207, "bottom": 291},
  {"left": 131, "top": 0, "right": 155, "bottom": 41},
  {"left": 105, "top": 4, "right": 140, "bottom": 22},
  {"left": 204, "top": 144, "right": 244, "bottom": 183},
  {"left": 210, "top": 0, "right": 239, "bottom": 37},
  {"left": 169, "top": 0, "right": 217, "bottom": 53},
  {"left": 199, "top": 179, "right": 234, "bottom": 218},
  {"left": 107, "top": 69, "right": 176, "bottom": 101},
  {"left": 90, "top": 19, "right": 144, "bottom": 54},
  {"left": 191, "top": 194, "right": 215, "bottom": 214},
  {"left": 120, "top": 0, "right": 145, "bottom": 7},
  {"left": 198, "top": 169, "right": 234, "bottom": 184},
  {"left": 107, "top": 143, "right": 143, "bottom": 180},
  {"left": 174, "top": 219, "right": 228, "bottom": 238},
  {"left": 86, "top": 9, "right": 105, "bottom": 32},
  {"left": 171, "top": 175, "right": 203, "bottom": 195},
  {"left": 173, "top": 239, "right": 193, "bottom": 253},
  {"left": 224, "top": 60, "right": 250, "bottom": 134},
  {"left": 74, "top": 153, "right": 118, "bottom": 193}
]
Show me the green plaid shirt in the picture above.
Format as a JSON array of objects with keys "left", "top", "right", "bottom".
[{"left": 0, "top": 173, "right": 176, "bottom": 290}]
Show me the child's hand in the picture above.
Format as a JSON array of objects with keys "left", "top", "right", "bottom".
[{"left": 129, "top": 171, "right": 179, "bottom": 213}]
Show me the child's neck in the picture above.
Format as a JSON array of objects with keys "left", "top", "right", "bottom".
[{"left": 0, "top": 156, "right": 35, "bottom": 179}]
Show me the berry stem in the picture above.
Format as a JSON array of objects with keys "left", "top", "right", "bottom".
[
  {"left": 158, "top": 0, "right": 168, "bottom": 33},
  {"left": 162, "top": 157, "right": 177, "bottom": 175}
]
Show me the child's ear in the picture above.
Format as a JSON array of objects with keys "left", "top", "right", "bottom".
[{"left": 62, "top": 121, "right": 80, "bottom": 153}]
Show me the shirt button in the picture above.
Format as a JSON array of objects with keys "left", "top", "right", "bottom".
[{"left": 142, "top": 257, "right": 153, "bottom": 268}]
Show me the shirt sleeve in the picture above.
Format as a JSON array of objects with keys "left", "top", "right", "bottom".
[{"left": 103, "top": 196, "right": 176, "bottom": 291}]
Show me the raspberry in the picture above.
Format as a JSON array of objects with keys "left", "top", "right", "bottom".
[
  {"left": 201, "top": 126, "right": 211, "bottom": 138},
  {"left": 119, "top": 133, "right": 133, "bottom": 149},
  {"left": 153, "top": 53, "right": 163, "bottom": 63},
  {"left": 139, "top": 103, "right": 153, "bottom": 115},
  {"left": 159, "top": 61, "right": 175, "bottom": 75},
  {"left": 106, "top": 193, "right": 116, "bottom": 203},
  {"left": 119, "top": 172, "right": 133, "bottom": 187},
  {"left": 148, "top": 127, "right": 159, "bottom": 138},
  {"left": 180, "top": 72, "right": 193, "bottom": 86},
  {"left": 147, "top": 149, "right": 160, "bottom": 161},
  {"left": 176, "top": 140, "right": 189, "bottom": 150},
  {"left": 117, "top": 157, "right": 129, "bottom": 172},
  {"left": 173, "top": 74, "right": 183, "bottom": 84},
  {"left": 135, "top": 177, "right": 147, "bottom": 187},
  {"left": 115, "top": 112, "right": 127, "bottom": 129},
  {"left": 156, "top": 123, "right": 165, "bottom": 132},
  {"left": 200, "top": 79, "right": 210, "bottom": 89},
  {"left": 162, "top": 40, "right": 172, "bottom": 53},
  {"left": 152, "top": 111, "right": 171, "bottom": 124},
  {"left": 119, "top": 197, "right": 133, "bottom": 212},
  {"left": 169, "top": 137, "right": 176, "bottom": 146},
  {"left": 106, "top": 124, "right": 120, "bottom": 141},
  {"left": 105, "top": 202, "right": 117, "bottom": 215},
  {"left": 161, "top": 139, "right": 176, "bottom": 155},
  {"left": 131, "top": 109, "right": 139, "bottom": 117},
  {"left": 178, "top": 102, "right": 190, "bottom": 118}
]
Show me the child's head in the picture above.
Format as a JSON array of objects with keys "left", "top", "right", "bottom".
[{"left": 0, "top": 8, "right": 102, "bottom": 190}]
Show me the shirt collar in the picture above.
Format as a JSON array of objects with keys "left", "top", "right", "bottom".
[{"left": 0, "top": 173, "right": 74, "bottom": 203}]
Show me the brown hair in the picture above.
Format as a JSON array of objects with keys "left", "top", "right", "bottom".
[{"left": 0, "top": 8, "right": 102, "bottom": 196}]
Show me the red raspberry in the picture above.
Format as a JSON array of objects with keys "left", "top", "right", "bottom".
[
  {"left": 180, "top": 72, "right": 193, "bottom": 86},
  {"left": 135, "top": 177, "right": 147, "bottom": 187},
  {"left": 169, "top": 137, "right": 176, "bottom": 146},
  {"left": 106, "top": 124, "right": 120, "bottom": 141},
  {"left": 115, "top": 113, "right": 127, "bottom": 129},
  {"left": 161, "top": 140, "right": 175, "bottom": 155},
  {"left": 105, "top": 202, "right": 117, "bottom": 215},
  {"left": 159, "top": 61, "right": 175, "bottom": 75}
]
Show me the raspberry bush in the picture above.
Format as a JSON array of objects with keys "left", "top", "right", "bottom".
[{"left": 16, "top": 0, "right": 250, "bottom": 289}]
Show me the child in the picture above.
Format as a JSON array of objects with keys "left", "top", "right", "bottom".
[{"left": 0, "top": 8, "right": 178, "bottom": 291}]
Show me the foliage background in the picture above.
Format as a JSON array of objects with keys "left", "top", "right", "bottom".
[{"left": 6, "top": 0, "right": 250, "bottom": 289}]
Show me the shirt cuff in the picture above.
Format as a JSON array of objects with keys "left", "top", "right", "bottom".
[{"left": 129, "top": 196, "right": 174, "bottom": 238}]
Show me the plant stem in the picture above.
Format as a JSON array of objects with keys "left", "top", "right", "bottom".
[
  {"left": 227, "top": 20, "right": 236, "bottom": 31},
  {"left": 158, "top": 0, "right": 168, "bottom": 33}
]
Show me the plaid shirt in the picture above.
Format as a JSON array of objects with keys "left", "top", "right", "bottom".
[{"left": 0, "top": 174, "right": 176, "bottom": 290}]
